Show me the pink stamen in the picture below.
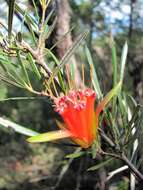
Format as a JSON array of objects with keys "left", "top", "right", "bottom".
[{"left": 54, "top": 89, "right": 96, "bottom": 114}]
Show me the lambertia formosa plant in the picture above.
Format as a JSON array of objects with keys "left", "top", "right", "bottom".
[
  {"left": 27, "top": 70, "right": 121, "bottom": 148},
  {"left": 0, "top": 0, "right": 143, "bottom": 187}
]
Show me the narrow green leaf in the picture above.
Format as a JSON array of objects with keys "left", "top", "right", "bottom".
[
  {"left": 57, "top": 72, "right": 66, "bottom": 93},
  {"left": 42, "top": 10, "right": 57, "bottom": 39},
  {"left": 0, "top": 96, "right": 38, "bottom": 102},
  {"left": 31, "top": 0, "right": 40, "bottom": 23},
  {"left": 48, "top": 31, "right": 88, "bottom": 84},
  {"left": 20, "top": 10, "right": 37, "bottom": 45},
  {"left": 120, "top": 41, "right": 128, "bottom": 83},
  {"left": 28, "top": 22, "right": 37, "bottom": 44},
  {"left": 15, "top": 3, "right": 37, "bottom": 30},
  {"left": 85, "top": 45, "right": 102, "bottom": 98},
  {"left": 127, "top": 95, "right": 137, "bottom": 107},
  {"left": 0, "top": 59, "right": 28, "bottom": 87},
  {"left": 50, "top": 25, "right": 75, "bottom": 51},
  {"left": 127, "top": 108, "right": 143, "bottom": 145},
  {"left": 0, "top": 117, "right": 39, "bottom": 136},
  {"left": 27, "top": 53, "right": 41, "bottom": 80},
  {"left": 87, "top": 158, "right": 113, "bottom": 171},
  {"left": 117, "top": 94, "right": 128, "bottom": 125},
  {"left": 0, "top": 56, "right": 26, "bottom": 87},
  {"left": 96, "top": 82, "right": 121, "bottom": 115},
  {"left": 124, "top": 105, "right": 140, "bottom": 143},
  {"left": 91, "top": 140, "right": 100, "bottom": 159},
  {"left": 107, "top": 110, "right": 120, "bottom": 143},
  {"left": 59, "top": 31, "right": 88, "bottom": 70},
  {"left": 0, "top": 73, "right": 25, "bottom": 88},
  {"left": 27, "top": 130, "right": 71, "bottom": 143},
  {"left": 7, "top": 68, "right": 27, "bottom": 87},
  {"left": 16, "top": 51, "right": 31, "bottom": 86},
  {"left": 45, "top": 49, "right": 65, "bottom": 92},
  {"left": 8, "top": 0, "right": 15, "bottom": 40},
  {"left": 43, "top": 17, "right": 57, "bottom": 41},
  {"left": 110, "top": 36, "right": 117, "bottom": 86},
  {"left": 15, "top": 3, "right": 38, "bottom": 44},
  {"left": 69, "top": 59, "right": 76, "bottom": 81},
  {"left": 111, "top": 36, "right": 118, "bottom": 119},
  {"left": 66, "top": 150, "right": 84, "bottom": 159},
  {"left": 46, "top": 49, "right": 60, "bottom": 66}
]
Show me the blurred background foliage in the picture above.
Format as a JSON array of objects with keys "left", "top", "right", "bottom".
[{"left": 0, "top": 0, "right": 143, "bottom": 190}]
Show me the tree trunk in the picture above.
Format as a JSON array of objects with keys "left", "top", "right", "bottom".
[{"left": 56, "top": 0, "right": 82, "bottom": 88}]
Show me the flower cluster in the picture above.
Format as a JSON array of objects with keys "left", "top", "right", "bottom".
[
  {"left": 27, "top": 82, "right": 120, "bottom": 148},
  {"left": 54, "top": 89, "right": 97, "bottom": 148}
]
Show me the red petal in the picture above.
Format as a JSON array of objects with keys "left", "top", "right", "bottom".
[{"left": 85, "top": 95, "right": 96, "bottom": 143}]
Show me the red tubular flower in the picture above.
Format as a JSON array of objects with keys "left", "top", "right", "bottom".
[
  {"left": 27, "top": 83, "right": 121, "bottom": 148},
  {"left": 54, "top": 88, "right": 98, "bottom": 148}
]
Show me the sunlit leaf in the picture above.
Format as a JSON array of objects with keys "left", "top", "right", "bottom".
[
  {"left": 120, "top": 41, "right": 128, "bottom": 83},
  {"left": 110, "top": 36, "right": 118, "bottom": 87},
  {"left": 85, "top": 45, "right": 102, "bottom": 98},
  {"left": 96, "top": 82, "right": 121, "bottom": 115},
  {"left": 0, "top": 117, "right": 39, "bottom": 136},
  {"left": 27, "top": 130, "right": 72, "bottom": 143}
]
